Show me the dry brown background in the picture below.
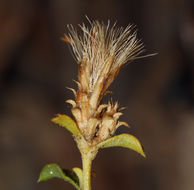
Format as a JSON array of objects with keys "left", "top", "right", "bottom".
[{"left": 0, "top": 0, "right": 194, "bottom": 190}]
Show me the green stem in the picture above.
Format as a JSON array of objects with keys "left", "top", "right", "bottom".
[
  {"left": 81, "top": 154, "right": 92, "bottom": 190},
  {"left": 75, "top": 135, "right": 98, "bottom": 190}
]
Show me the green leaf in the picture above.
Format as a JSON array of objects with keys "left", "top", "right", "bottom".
[
  {"left": 97, "top": 134, "right": 146, "bottom": 157},
  {"left": 51, "top": 114, "right": 80, "bottom": 136},
  {"left": 38, "top": 164, "right": 80, "bottom": 190}
]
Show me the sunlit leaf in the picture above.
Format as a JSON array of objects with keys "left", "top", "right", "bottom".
[
  {"left": 38, "top": 164, "right": 80, "bottom": 190},
  {"left": 51, "top": 114, "right": 80, "bottom": 136},
  {"left": 73, "top": 167, "right": 83, "bottom": 187},
  {"left": 97, "top": 134, "right": 146, "bottom": 157}
]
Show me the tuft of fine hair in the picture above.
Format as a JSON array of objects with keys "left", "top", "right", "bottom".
[{"left": 63, "top": 19, "right": 146, "bottom": 143}]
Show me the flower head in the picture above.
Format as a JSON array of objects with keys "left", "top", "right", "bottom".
[{"left": 63, "top": 19, "right": 144, "bottom": 145}]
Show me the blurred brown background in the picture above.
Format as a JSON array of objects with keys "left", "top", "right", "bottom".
[{"left": 1, "top": 0, "right": 194, "bottom": 190}]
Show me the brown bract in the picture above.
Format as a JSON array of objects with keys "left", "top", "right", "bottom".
[{"left": 64, "top": 19, "right": 144, "bottom": 145}]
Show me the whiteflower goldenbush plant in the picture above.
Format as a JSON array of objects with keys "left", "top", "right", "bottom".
[{"left": 38, "top": 19, "right": 150, "bottom": 190}]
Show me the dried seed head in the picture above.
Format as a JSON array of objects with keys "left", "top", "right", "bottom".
[{"left": 64, "top": 19, "right": 145, "bottom": 144}]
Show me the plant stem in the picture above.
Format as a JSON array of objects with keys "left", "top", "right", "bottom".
[
  {"left": 75, "top": 135, "right": 97, "bottom": 190},
  {"left": 81, "top": 154, "right": 92, "bottom": 190}
]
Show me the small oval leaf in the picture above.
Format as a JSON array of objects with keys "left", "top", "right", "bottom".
[
  {"left": 73, "top": 167, "right": 83, "bottom": 187},
  {"left": 38, "top": 164, "right": 80, "bottom": 190},
  {"left": 97, "top": 134, "right": 146, "bottom": 157},
  {"left": 51, "top": 114, "right": 80, "bottom": 136}
]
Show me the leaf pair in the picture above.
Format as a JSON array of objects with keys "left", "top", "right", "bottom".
[{"left": 51, "top": 114, "right": 145, "bottom": 157}]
